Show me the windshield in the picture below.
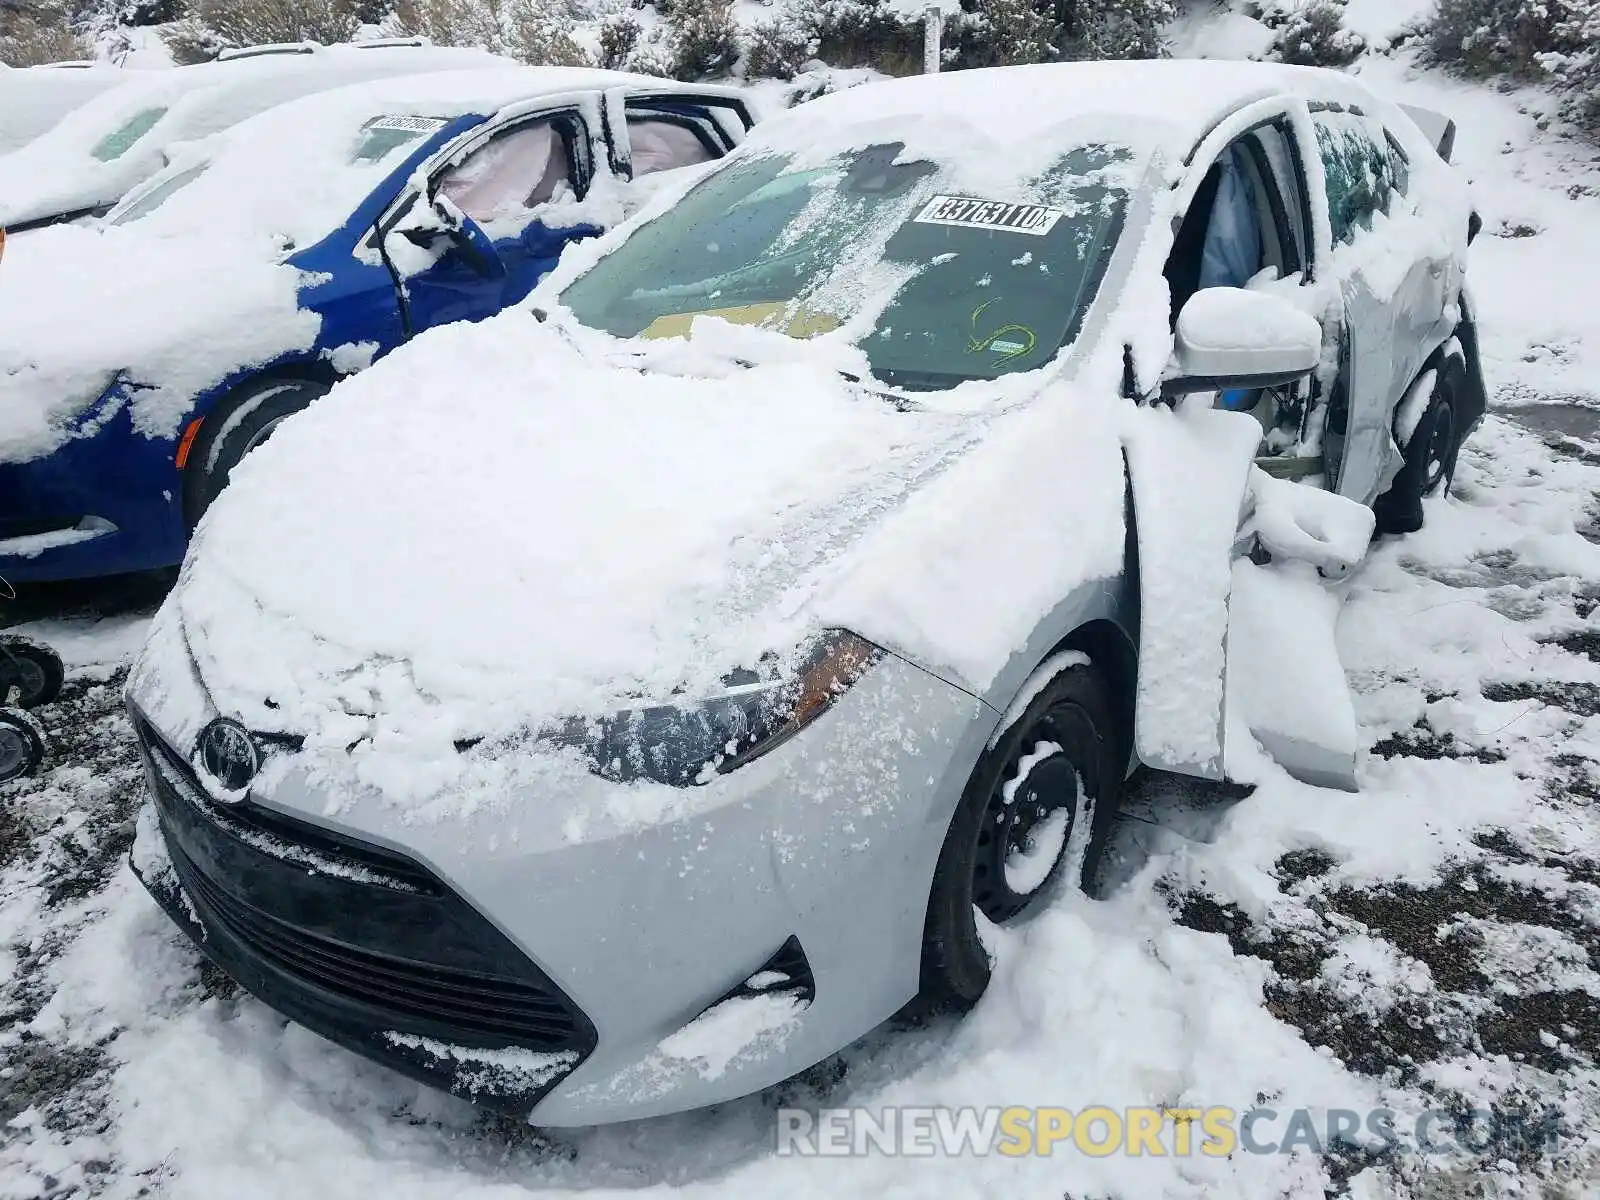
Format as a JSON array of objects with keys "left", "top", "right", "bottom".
[
  {"left": 90, "top": 105, "right": 166, "bottom": 162},
  {"left": 108, "top": 160, "right": 207, "bottom": 225},
  {"left": 104, "top": 110, "right": 448, "bottom": 234},
  {"left": 560, "top": 142, "right": 1131, "bottom": 390}
]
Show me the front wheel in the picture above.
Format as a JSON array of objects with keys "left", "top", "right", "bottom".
[
  {"left": 184, "top": 377, "right": 329, "bottom": 528},
  {"left": 913, "top": 661, "right": 1123, "bottom": 1016}
]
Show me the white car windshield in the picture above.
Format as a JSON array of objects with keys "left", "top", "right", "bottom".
[
  {"left": 106, "top": 111, "right": 449, "bottom": 240},
  {"left": 561, "top": 142, "right": 1131, "bottom": 390}
]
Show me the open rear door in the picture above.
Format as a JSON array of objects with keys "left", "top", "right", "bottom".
[{"left": 1124, "top": 404, "right": 1372, "bottom": 790}]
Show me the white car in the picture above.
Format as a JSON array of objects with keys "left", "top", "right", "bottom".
[
  {"left": 127, "top": 59, "right": 1482, "bottom": 1124},
  {"left": 0, "top": 39, "right": 511, "bottom": 232},
  {"left": 0, "top": 61, "right": 128, "bottom": 154}
]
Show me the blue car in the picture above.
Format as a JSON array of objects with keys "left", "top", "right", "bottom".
[{"left": 0, "top": 66, "right": 752, "bottom": 582}]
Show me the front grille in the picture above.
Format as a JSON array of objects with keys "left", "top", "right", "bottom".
[
  {"left": 175, "top": 845, "right": 582, "bottom": 1043},
  {"left": 138, "top": 718, "right": 437, "bottom": 894},
  {"left": 133, "top": 710, "right": 598, "bottom": 1081}
]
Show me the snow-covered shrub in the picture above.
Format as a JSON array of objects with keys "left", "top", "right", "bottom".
[
  {"left": 1424, "top": 0, "right": 1600, "bottom": 133},
  {"left": 664, "top": 0, "right": 738, "bottom": 79},
  {"left": 1424, "top": 0, "right": 1576, "bottom": 76},
  {"left": 743, "top": 13, "right": 813, "bottom": 79},
  {"left": 1257, "top": 0, "right": 1366, "bottom": 67},
  {"left": 946, "top": 0, "right": 1061, "bottom": 68},
  {"left": 802, "top": 0, "right": 923, "bottom": 75},
  {"left": 0, "top": 4, "right": 89, "bottom": 64},
  {"left": 1067, "top": 0, "right": 1175, "bottom": 59},
  {"left": 596, "top": 9, "right": 639, "bottom": 66},
  {"left": 388, "top": 0, "right": 591, "bottom": 63},
  {"left": 168, "top": 0, "right": 362, "bottom": 51},
  {"left": 505, "top": 0, "right": 589, "bottom": 64}
]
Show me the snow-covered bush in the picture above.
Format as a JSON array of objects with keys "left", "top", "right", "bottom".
[
  {"left": 163, "top": 0, "right": 362, "bottom": 54},
  {"left": 743, "top": 13, "right": 813, "bottom": 79},
  {"left": 1425, "top": 0, "right": 1576, "bottom": 76},
  {"left": 946, "top": 0, "right": 1062, "bottom": 68},
  {"left": 595, "top": 9, "right": 639, "bottom": 66},
  {"left": 802, "top": 0, "right": 923, "bottom": 75},
  {"left": 1067, "top": 0, "right": 1175, "bottom": 59},
  {"left": 663, "top": 0, "right": 738, "bottom": 78},
  {"left": 0, "top": 13, "right": 87, "bottom": 63},
  {"left": 1424, "top": 0, "right": 1600, "bottom": 133},
  {"left": 387, "top": 0, "right": 591, "bottom": 63},
  {"left": 1254, "top": 0, "right": 1366, "bottom": 67}
]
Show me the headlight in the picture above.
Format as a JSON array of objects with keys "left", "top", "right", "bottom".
[{"left": 557, "top": 630, "right": 882, "bottom": 787}]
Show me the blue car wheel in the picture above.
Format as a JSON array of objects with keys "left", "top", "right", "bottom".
[{"left": 184, "top": 377, "right": 330, "bottom": 527}]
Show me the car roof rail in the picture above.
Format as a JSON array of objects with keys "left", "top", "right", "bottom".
[
  {"left": 351, "top": 36, "right": 431, "bottom": 49},
  {"left": 216, "top": 41, "right": 319, "bottom": 62}
]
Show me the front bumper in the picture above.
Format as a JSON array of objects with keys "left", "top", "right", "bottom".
[
  {"left": 130, "top": 718, "right": 599, "bottom": 1111},
  {"left": 0, "top": 397, "right": 187, "bottom": 582},
  {"left": 127, "top": 651, "right": 994, "bottom": 1124}
]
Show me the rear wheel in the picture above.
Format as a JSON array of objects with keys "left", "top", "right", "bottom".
[
  {"left": 184, "top": 377, "right": 329, "bottom": 527},
  {"left": 913, "top": 661, "right": 1123, "bottom": 1016},
  {"left": 1374, "top": 356, "right": 1466, "bottom": 536}
]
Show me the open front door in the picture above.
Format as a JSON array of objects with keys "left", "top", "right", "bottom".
[{"left": 1124, "top": 403, "right": 1372, "bottom": 791}]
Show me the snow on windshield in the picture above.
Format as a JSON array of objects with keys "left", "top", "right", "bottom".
[{"left": 561, "top": 142, "right": 1133, "bottom": 390}]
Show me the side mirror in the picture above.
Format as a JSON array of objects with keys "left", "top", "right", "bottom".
[
  {"left": 430, "top": 192, "right": 506, "bottom": 280},
  {"left": 1163, "top": 287, "right": 1322, "bottom": 399},
  {"left": 390, "top": 191, "right": 507, "bottom": 280}
]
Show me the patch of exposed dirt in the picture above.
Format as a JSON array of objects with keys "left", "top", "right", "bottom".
[
  {"left": 1476, "top": 990, "right": 1600, "bottom": 1071},
  {"left": 1481, "top": 679, "right": 1600, "bottom": 717},
  {"left": 1369, "top": 720, "right": 1507, "bottom": 764}
]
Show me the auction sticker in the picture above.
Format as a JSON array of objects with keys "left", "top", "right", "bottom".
[{"left": 912, "top": 195, "right": 1064, "bottom": 236}]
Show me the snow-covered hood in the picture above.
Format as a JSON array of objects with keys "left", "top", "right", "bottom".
[
  {"left": 169, "top": 309, "right": 1131, "bottom": 809},
  {"left": 0, "top": 221, "right": 315, "bottom": 465},
  {"left": 0, "top": 137, "right": 145, "bottom": 229}
]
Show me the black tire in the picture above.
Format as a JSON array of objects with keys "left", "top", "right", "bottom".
[
  {"left": 1374, "top": 356, "right": 1467, "bottom": 536},
  {"left": 0, "top": 635, "right": 63, "bottom": 709},
  {"left": 184, "top": 377, "right": 328, "bottom": 527},
  {"left": 913, "top": 661, "right": 1123, "bottom": 1016},
  {"left": 0, "top": 707, "right": 45, "bottom": 782}
]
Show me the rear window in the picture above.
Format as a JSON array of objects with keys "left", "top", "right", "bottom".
[
  {"left": 91, "top": 106, "right": 166, "bottom": 162},
  {"left": 351, "top": 114, "right": 448, "bottom": 164}
]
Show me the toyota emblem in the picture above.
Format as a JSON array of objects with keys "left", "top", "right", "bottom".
[{"left": 197, "top": 717, "right": 259, "bottom": 796}]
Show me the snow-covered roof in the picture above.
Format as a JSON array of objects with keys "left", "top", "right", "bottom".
[
  {"left": 0, "top": 42, "right": 517, "bottom": 227},
  {"left": 0, "top": 62, "right": 128, "bottom": 154},
  {"left": 744, "top": 58, "right": 1382, "bottom": 167}
]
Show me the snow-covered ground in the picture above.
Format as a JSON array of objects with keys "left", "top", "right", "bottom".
[{"left": 6, "top": 34, "right": 1600, "bottom": 1200}]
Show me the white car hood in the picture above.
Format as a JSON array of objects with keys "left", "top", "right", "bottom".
[
  {"left": 0, "top": 137, "right": 149, "bottom": 228},
  {"left": 0, "top": 222, "right": 315, "bottom": 465},
  {"left": 169, "top": 310, "right": 1132, "bottom": 814}
]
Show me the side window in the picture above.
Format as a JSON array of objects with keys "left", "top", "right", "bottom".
[
  {"left": 436, "top": 119, "right": 575, "bottom": 226},
  {"left": 625, "top": 115, "right": 718, "bottom": 177},
  {"left": 1163, "top": 122, "right": 1301, "bottom": 325},
  {"left": 1311, "top": 109, "right": 1402, "bottom": 247}
]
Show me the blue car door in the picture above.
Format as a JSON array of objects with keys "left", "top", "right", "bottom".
[{"left": 396, "top": 109, "right": 601, "bottom": 335}]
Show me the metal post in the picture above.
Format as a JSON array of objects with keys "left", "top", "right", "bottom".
[{"left": 923, "top": 4, "right": 941, "bottom": 74}]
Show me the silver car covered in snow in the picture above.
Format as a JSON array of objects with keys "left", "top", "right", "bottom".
[{"left": 126, "top": 59, "right": 1485, "bottom": 1124}]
